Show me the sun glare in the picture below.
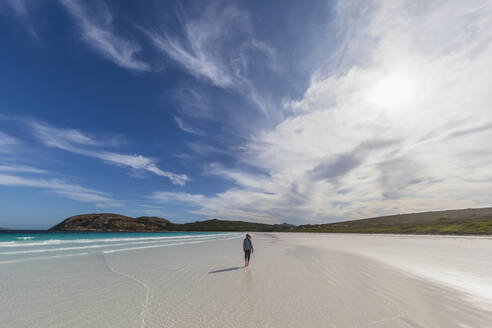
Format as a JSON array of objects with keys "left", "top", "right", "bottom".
[{"left": 368, "top": 75, "right": 415, "bottom": 108}]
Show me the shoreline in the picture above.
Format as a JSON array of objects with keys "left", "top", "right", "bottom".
[
  {"left": 4, "top": 229, "right": 492, "bottom": 237},
  {"left": 1, "top": 232, "right": 491, "bottom": 327}
]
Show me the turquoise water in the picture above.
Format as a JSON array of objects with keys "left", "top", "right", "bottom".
[
  {"left": 1, "top": 230, "right": 243, "bottom": 327},
  {"left": 0, "top": 231, "right": 238, "bottom": 264},
  {"left": 0, "top": 231, "right": 227, "bottom": 243}
]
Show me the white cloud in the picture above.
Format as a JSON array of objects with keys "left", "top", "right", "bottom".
[
  {"left": 185, "top": 142, "right": 228, "bottom": 157},
  {"left": 0, "top": 131, "right": 19, "bottom": 152},
  {"left": 149, "top": 188, "right": 287, "bottom": 224},
  {"left": 0, "top": 164, "right": 46, "bottom": 173},
  {"left": 174, "top": 116, "right": 203, "bottom": 135},
  {"left": 149, "top": 191, "right": 205, "bottom": 204},
  {"left": 146, "top": 5, "right": 246, "bottom": 88},
  {"left": 59, "top": 0, "right": 150, "bottom": 71},
  {"left": 150, "top": 0, "right": 492, "bottom": 224},
  {"left": 29, "top": 121, "right": 188, "bottom": 185},
  {"left": 145, "top": 3, "right": 275, "bottom": 117},
  {"left": 29, "top": 121, "right": 103, "bottom": 153},
  {"left": 0, "top": 173, "right": 121, "bottom": 207}
]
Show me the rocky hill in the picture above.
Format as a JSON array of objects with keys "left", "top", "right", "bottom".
[{"left": 49, "top": 213, "right": 171, "bottom": 232}]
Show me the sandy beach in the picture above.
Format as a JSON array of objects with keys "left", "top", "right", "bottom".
[{"left": 1, "top": 232, "right": 492, "bottom": 328}]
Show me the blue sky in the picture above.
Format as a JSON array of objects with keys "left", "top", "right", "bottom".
[{"left": 1, "top": 0, "right": 492, "bottom": 229}]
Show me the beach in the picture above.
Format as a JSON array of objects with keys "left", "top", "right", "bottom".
[{"left": 1, "top": 232, "right": 492, "bottom": 327}]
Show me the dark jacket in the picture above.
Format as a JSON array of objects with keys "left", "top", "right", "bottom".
[{"left": 243, "top": 238, "right": 253, "bottom": 252}]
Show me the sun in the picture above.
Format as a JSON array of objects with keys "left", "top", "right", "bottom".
[{"left": 368, "top": 74, "right": 415, "bottom": 108}]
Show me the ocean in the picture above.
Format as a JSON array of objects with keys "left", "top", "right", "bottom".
[
  {"left": 0, "top": 230, "right": 244, "bottom": 327},
  {"left": 0, "top": 231, "right": 240, "bottom": 264}
]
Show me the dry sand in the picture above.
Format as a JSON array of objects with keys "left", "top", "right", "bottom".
[{"left": 2, "top": 232, "right": 492, "bottom": 327}]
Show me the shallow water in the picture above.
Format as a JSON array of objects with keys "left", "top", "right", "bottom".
[{"left": 0, "top": 231, "right": 239, "bottom": 264}]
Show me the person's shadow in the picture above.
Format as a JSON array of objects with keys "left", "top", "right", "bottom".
[{"left": 208, "top": 266, "right": 242, "bottom": 274}]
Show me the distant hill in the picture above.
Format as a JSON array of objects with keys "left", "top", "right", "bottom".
[
  {"left": 49, "top": 213, "right": 171, "bottom": 232},
  {"left": 49, "top": 214, "right": 283, "bottom": 232},
  {"left": 49, "top": 207, "right": 492, "bottom": 234},
  {"left": 167, "top": 219, "right": 285, "bottom": 232},
  {"left": 297, "top": 207, "right": 492, "bottom": 235}
]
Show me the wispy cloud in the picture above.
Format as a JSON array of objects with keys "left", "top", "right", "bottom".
[
  {"left": 59, "top": 0, "right": 150, "bottom": 71},
  {"left": 447, "top": 122, "right": 492, "bottom": 139},
  {"left": 29, "top": 121, "right": 188, "bottom": 185},
  {"left": 148, "top": 190, "right": 276, "bottom": 222},
  {"left": 0, "top": 0, "right": 29, "bottom": 19},
  {"left": 98, "top": 152, "right": 188, "bottom": 186},
  {"left": 0, "top": 131, "right": 19, "bottom": 152},
  {"left": 149, "top": 191, "right": 205, "bottom": 204},
  {"left": 29, "top": 121, "right": 104, "bottom": 152},
  {"left": 0, "top": 173, "right": 121, "bottom": 207},
  {"left": 309, "top": 140, "right": 398, "bottom": 183},
  {"left": 145, "top": 3, "right": 276, "bottom": 117},
  {"left": 174, "top": 116, "right": 203, "bottom": 135},
  {"left": 0, "top": 164, "right": 46, "bottom": 173},
  {"left": 185, "top": 142, "right": 229, "bottom": 158},
  {"left": 148, "top": 0, "right": 492, "bottom": 224},
  {"left": 145, "top": 5, "right": 245, "bottom": 88},
  {"left": 0, "top": 0, "right": 40, "bottom": 39}
]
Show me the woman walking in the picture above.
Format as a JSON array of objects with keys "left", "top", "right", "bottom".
[{"left": 243, "top": 234, "right": 254, "bottom": 267}]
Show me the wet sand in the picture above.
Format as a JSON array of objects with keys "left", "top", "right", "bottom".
[{"left": 1, "top": 233, "right": 492, "bottom": 327}]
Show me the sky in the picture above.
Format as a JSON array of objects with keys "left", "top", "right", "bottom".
[{"left": 1, "top": 0, "right": 492, "bottom": 229}]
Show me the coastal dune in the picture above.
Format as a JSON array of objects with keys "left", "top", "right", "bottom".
[{"left": 1, "top": 233, "right": 492, "bottom": 327}]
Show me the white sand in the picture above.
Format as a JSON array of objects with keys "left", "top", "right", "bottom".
[
  {"left": 283, "top": 233, "right": 492, "bottom": 311},
  {"left": 1, "top": 232, "right": 492, "bottom": 327}
]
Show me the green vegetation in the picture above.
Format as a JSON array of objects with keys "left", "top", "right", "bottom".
[
  {"left": 295, "top": 208, "right": 492, "bottom": 235},
  {"left": 49, "top": 214, "right": 171, "bottom": 232},
  {"left": 167, "top": 219, "right": 289, "bottom": 232},
  {"left": 49, "top": 214, "right": 290, "bottom": 232},
  {"left": 49, "top": 208, "right": 492, "bottom": 235}
]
